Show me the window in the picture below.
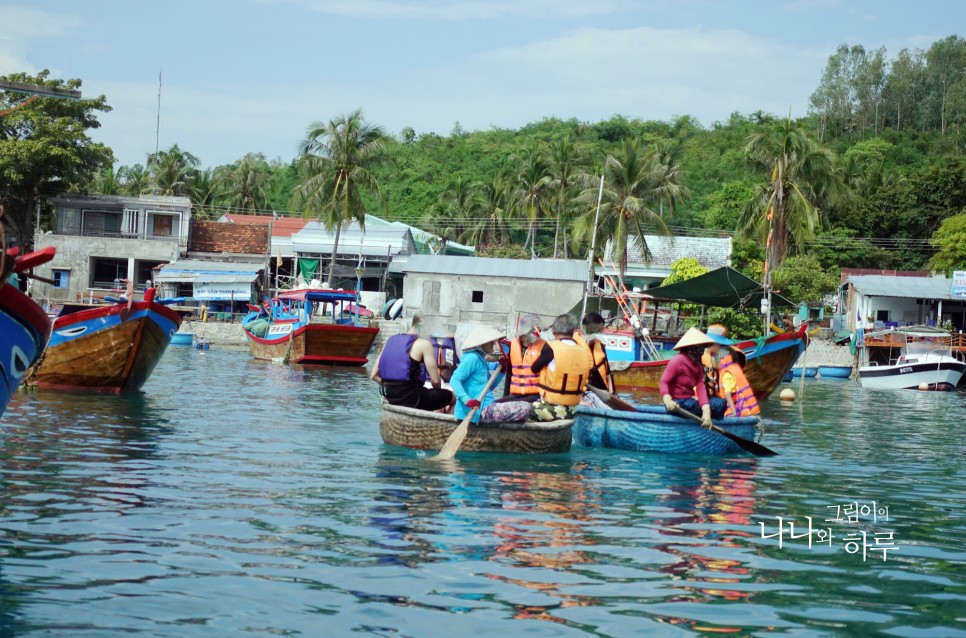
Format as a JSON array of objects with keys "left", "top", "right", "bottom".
[
  {"left": 876, "top": 309, "right": 890, "bottom": 322},
  {"left": 52, "top": 269, "right": 70, "bottom": 289},
  {"left": 472, "top": 290, "right": 483, "bottom": 303},
  {"left": 422, "top": 281, "right": 441, "bottom": 312},
  {"left": 150, "top": 214, "right": 173, "bottom": 237}
]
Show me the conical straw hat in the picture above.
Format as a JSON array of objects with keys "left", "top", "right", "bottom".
[
  {"left": 461, "top": 325, "right": 505, "bottom": 351},
  {"left": 673, "top": 327, "right": 716, "bottom": 350}
]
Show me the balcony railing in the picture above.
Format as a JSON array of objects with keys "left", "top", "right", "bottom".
[{"left": 53, "top": 228, "right": 181, "bottom": 243}]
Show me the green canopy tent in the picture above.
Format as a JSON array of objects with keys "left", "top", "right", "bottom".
[{"left": 641, "top": 266, "right": 795, "bottom": 309}]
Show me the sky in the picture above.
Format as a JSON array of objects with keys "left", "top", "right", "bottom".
[{"left": 1, "top": 0, "right": 963, "bottom": 169}]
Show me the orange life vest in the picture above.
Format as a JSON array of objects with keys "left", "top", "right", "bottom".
[
  {"left": 509, "top": 337, "right": 545, "bottom": 395},
  {"left": 538, "top": 339, "right": 594, "bottom": 406},
  {"left": 582, "top": 336, "right": 614, "bottom": 393},
  {"left": 719, "top": 354, "right": 761, "bottom": 416}
]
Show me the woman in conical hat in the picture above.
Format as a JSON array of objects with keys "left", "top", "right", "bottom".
[
  {"left": 450, "top": 325, "right": 531, "bottom": 424},
  {"left": 659, "top": 328, "right": 722, "bottom": 428}
]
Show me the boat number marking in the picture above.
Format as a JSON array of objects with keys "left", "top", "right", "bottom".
[
  {"left": 899, "top": 366, "right": 913, "bottom": 374},
  {"left": 267, "top": 324, "right": 292, "bottom": 335}
]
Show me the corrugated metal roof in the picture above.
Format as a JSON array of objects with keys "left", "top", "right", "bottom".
[
  {"left": 399, "top": 255, "right": 587, "bottom": 282},
  {"left": 618, "top": 235, "right": 733, "bottom": 267},
  {"left": 157, "top": 260, "right": 263, "bottom": 273},
  {"left": 155, "top": 272, "right": 261, "bottom": 283},
  {"left": 847, "top": 275, "right": 956, "bottom": 300}
]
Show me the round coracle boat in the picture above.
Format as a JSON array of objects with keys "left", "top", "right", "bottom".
[{"left": 379, "top": 402, "right": 572, "bottom": 454}]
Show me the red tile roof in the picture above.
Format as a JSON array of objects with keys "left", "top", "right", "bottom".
[{"left": 223, "top": 214, "right": 308, "bottom": 238}]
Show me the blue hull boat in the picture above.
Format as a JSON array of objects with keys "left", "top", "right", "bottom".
[
  {"left": 817, "top": 365, "right": 851, "bottom": 379},
  {"left": 791, "top": 367, "right": 818, "bottom": 378},
  {"left": 170, "top": 332, "right": 193, "bottom": 346},
  {"left": 573, "top": 405, "right": 761, "bottom": 455}
]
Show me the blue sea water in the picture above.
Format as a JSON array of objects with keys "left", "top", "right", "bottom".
[{"left": 0, "top": 347, "right": 964, "bottom": 637}]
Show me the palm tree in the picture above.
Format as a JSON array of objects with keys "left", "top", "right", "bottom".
[
  {"left": 571, "top": 139, "right": 671, "bottom": 278},
  {"left": 462, "top": 176, "right": 514, "bottom": 248},
  {"left": 93, "top": 165, "right": 124, "bottom": 195},
  {"left": 423, "top": 175, "right": 478, "bottom": 253},
  {"left": 512, "top": 147, "right": 551, "bottom": 258},
  {"left": 219, "top": 153, "right": 270, "bottom": 213},
  {"left": 652, "top": 140, "right": 690, "bottom": 220},
  {"left": 121, "top": 164, "right": 150, "bottom": 196},
  {"left": 738, "top": 118, "right": 842, "bottom": 270},
  {"left": 546, "top": 138, "right": 582, "bottom": 258},
  {"left": 186, "top": 168, "right": 220, "bottom": 219},
  {"left": 292, "top": 109, "right": 390, "bottom": 286},
  {"left": 147, "top": 144, "right": 199, "bottom": 196}
]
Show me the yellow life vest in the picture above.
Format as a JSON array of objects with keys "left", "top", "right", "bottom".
[
  {"left": 719, "top": 354, "right": 761, "bottom": 416},
  {"left": 509, "top": 337, "right": 545, "bottom": 395},
  {"left": 538, "top": 340, "right": 594, "bottom": 406}
]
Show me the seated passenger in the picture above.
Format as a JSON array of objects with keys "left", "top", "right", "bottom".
[
  {"left": 529, "top": 314, "right": 595, "bottom": 421},
  {"left": 371, "top": 317, "right": 453, "bottom": 411},
  {"left": 450, "top": 325, "right": 531, "bottom": 423}
]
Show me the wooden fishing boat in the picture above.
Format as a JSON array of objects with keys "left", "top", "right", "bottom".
[
  {"left": 29, "top": 287, "right": 182, "bottom": 392},
  {"left": 0, "top": 249, "right": 55, "bottom": 415},
  {"left": 611, "top": 323, "right": 809, "bottom": 399},
  {"left": 573, "top": 405, "right": 762, "bottom": 455},
  {"left": 379, "top": 402, "right": 573, "bottom": 454},
  {"left": 242, "top": 288, "right": 378, "bottom": 365}
]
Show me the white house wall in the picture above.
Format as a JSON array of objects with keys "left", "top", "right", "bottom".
[
  {"left": 32, "top": 234, "right": 180, "bottom": 303},
  {"left": 402, "top": 273, "right": 585, "bottom": 336}
]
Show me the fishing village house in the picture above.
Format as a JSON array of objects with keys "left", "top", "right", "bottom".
[
  {"left": 390, "top": 255, "right": 587, "bottom": 340},
  {"left": 153, "top": 220, "right": 270, "bottom": 319},
  {"left": 32, "top": 194, "right": 192, "bottom": 305},
  {"left": 838, "top": 269, "right": 966, "bottom": 332},
  {"left": 219, "top": 213, "right": 309, "bottom": 290}
]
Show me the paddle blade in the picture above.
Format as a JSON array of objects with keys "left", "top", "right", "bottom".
[{"left": 432, "top": 419, "right": 471, "bottom": 461}]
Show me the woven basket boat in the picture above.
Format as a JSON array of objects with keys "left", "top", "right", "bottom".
[
  {"left": 573, "top": 405, "right": 762, "bottom": 455},
  {"left": 379, "top": 402, "right": 573, "bottom": 454}
]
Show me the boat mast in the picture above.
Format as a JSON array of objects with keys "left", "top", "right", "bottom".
[{"left": 580, "top": 175, "right": 605, "bottom": 320}]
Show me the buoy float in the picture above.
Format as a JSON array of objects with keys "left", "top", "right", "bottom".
[
  {"left": 388, "top": 298, "right": 404, "bottom": 320},
  {"left": 780, "top": 388, "right": 796, "bottom": 401},
  {"left": 382, "top": 299, "right": 396, "bottom": 320},
  {"left": 918, "top": 382, "right": 930, "bottom": 391}
]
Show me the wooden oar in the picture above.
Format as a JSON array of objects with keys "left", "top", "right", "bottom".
[
  {"left": 670, "top": 406, "right": 777, "bottom": 457},
  {"left": 430, "top": 367, "right": 502, "bottom": 461},
  {"left": 586, "top": 385, "right": 777, "bottom": 457}
]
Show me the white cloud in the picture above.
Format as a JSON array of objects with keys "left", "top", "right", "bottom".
[
  {"left": 0, "top": 5, "right": 82, "bottom": 75},
  {"left": 269, "top": 0, "right": 632, "bottom": 20},
  {"left": 93, "top": 25, "right": 832, "bottom": 168}
]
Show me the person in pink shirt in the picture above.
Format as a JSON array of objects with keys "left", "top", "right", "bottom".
[{"left": 659, "top": 328, "right": 727, "bottom": 428}]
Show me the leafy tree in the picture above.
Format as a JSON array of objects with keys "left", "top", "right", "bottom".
[
  {"left": 546, "top": 137, "right": 582, "bottom": 258},
  {"left": 461, "top": 176, "right": 514, "bottom": 249},
  {"left": 423, "top": 174, "right": 478, "bottom": 253},
  {"left": 925, "top": 35, "right": 966, "bottom": 135},
  {"left": 292, "top": 109, "right": 390, "bottom": 284},
  {"left": 739, "top": 118, "right": 843, "bottom": 270},
  {"left": 929, "top": 212, "right": 966, "bottom": 276},
  {"left": 218, "top": 153, "right": 270, "bottom": 212},
  {"left": 511, "top": 146, "right": 551, "bottom": 258},
  {"left": 93, "top": 165, "right": 124, "bottom": 195},
  {"left": 186, "top": 168, "right": 220, "bottom": 219},
  {"left": 147, "top": 144, "right": 199, "bottom": 196},
  {"left": 661, "top": 257, "right": 707, "bottom": 285},
  {"left": 572, "top": 139, "right": 671, "bottom": 277},
  {"left": 121, "top": 163, "right": 150, "bottom": 196},
  {"left": 771, "top": 254, "right": 839, "bottom": 304},
  {"left": 0, "top": 70, "right": 113, "bottom": 247},
  {"left": 700, "top": 181, "right": 756, "bottom": 231}
]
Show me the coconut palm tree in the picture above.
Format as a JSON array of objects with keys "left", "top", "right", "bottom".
[
  {"left": 147, "top": 144, "right": 199, "bottom": 196},
  {"left": 461, "top": 176, "right": 514, "bottom": 249},
  {"left": 121, "top": 164, "right": 150, "bottom": 196},
  {"left": 186, "top": 168, "right": 220, "bottom": 220},
  {"left": 652, "top": 140, "right": 690, "bottom": 220},
  {"left": 219, "top": 153, "right": 271, "bottom": 213},
  {"left": 93, "top": 165, "right": 124, "bottom": 195},
  {"left": 738, "top": 118, "right": 842, "bottom": 270},
  {"left": 512, "top": 147, "right": 552, "bottom": 258},
  {"left": 571, "top": 139, "right": 671, "bottom": 278},
  {"left": 546, "top": 137, "right": 582, "bottom": 258},
  {"left": 292, "top": 109, "right": 390, "bottom": 286},
  {"left": 423, "top": 175, "right": 478, "bottom": 253}
]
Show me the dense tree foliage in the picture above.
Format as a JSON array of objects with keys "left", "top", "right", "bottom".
[
  {"left": 5, "top": 35, "right": 966, "bottom": 286},
  {"left": 0, "top": 70, "right": 113, "bottom": 247}
]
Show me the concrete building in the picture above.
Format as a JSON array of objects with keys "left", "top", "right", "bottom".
[
  {"left": 394, "top": 255, "right": 587, "bottom": 337},
  {"left": 154, "top": 260, "right": 265, "bottom": 318},
  {"left": 599, "top": 234, "right": 733, "bottom": 289},
  {"left": 33, "top": 194, "right": 192, "bottom": 304},
  {"left": 838, "top": 273, "right": 966, "bottom": 332},
  {"left": 219, "top": 214, "right": 309, "bottom": 286}
]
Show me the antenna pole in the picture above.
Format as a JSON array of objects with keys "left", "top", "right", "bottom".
[{"left": 155, "top": 68, "right": 162, "bottom": 155}]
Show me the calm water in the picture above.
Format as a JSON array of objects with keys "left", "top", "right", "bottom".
[{"left": 1, "top": 347, "right": 964, "bottom": 637}]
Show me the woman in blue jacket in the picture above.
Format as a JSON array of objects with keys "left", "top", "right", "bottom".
[{"left": 450, "top": 325, "right": 531, "bottom": 424}]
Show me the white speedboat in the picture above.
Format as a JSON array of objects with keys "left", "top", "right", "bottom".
[{"left": 858, "top": 326, "right": 966, "bottom": 391}]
